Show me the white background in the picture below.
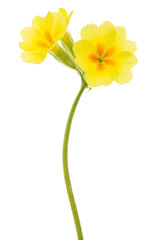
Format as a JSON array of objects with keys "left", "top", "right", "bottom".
[{"left": 0, "top": 0, "right": 160, "bottom": 239}]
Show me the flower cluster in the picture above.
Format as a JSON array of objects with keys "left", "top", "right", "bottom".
[
  {"left": 19, "top": 9, "right": 138, "bottom": 240},
  {"left": 19, "top": 8, "right": 137, "bottom": 87}
]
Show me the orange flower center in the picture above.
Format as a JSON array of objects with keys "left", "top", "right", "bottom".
[{"left": 89, "top": 43, "right": 116, "bottom": 72}]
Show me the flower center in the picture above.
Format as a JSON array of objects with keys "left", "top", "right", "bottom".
[
  {"left": 98, "top": 56, "right": 104, "bottom": 63},
  {"left": 89, "top": 44, "right": 116, "bottom": 71}
]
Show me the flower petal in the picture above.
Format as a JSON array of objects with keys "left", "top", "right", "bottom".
[
  {"left": 73, "top": 40, "right": 96, "bottom": 71},
  {"left": 116, "top": 26, "right": 127, "bottom": 40},
  {"left": 32, "top": 16, "right": 45, "bottom": 31},
  {"left": 20, "top": 27, "right": 40, "bottom": 42},
  {"left": 113, "top": 51, "right": 137, "bottom": 68},
  {"left": 19, "top": 41, "right": 49, "bottom": 52},
  {"left": 58, "top": 8, "right": 68, "bottom": 16},
  {"left": 117, "top": 40, "right": 137, "bottom": 53},
  {"left": 58, "top": 8, "right": 73, "bottom": 23},
  {"left": 116, "top": 67, "right": 133, "bottom": 84},
  {"left": 68, "top": 10, "right": 73, "bottom": 20},
  {"left": 21, "top": 51, "right": 47, "bottom": 63},
  {"left": 52, "top": 14, "right": 68, "bottom": 41},
  {"left": 98, "top": 21, "right": 116, "bottom": 48},
  {"left": 81, "top": 24, "right": 99, "bottom": 43},
  {"left": 19, "top": 41, "right": 37, "bottom": 51},
  {"left": 85, "top": 65, "right": 118, "bottom": 87},
  {"left": 44, "top": 12, "right": 54, "bottom": 33},
  {"left": 115, "top": 26, "right": 137, "bottom": 53}
]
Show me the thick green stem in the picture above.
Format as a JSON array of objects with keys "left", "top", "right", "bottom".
[{"left": 62, "top": 81, "right": 87, "bottom": 240}]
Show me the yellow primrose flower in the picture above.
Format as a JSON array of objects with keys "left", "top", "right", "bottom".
[
  {"left": 73, "top": 22, "right": 137, "bottom": 87},
  {"left": 19, "top": 8, "right": 73, "bottom": 63}
]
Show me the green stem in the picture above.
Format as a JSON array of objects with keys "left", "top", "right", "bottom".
[{"left": 63, "top": 81, "right": 87, "bottom": 240}]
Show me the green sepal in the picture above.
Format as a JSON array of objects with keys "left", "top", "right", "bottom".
[
  {"left": 60, "top": 31, "right": 75, "bottom": 58},
  {"left": 50, "top": 44, "right": 77, "bottom": 70}
]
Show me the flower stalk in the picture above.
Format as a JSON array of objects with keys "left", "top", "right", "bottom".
[{"left": 62, "top": 79, "right": 87, "bottom": 240}]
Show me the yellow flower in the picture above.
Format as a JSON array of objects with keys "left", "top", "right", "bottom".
[
  {"left": 19, "top": 8, "right": 73, "bottom": 63},
  {"left": 73, "top": 22, "right": 137, "bottom": 87}
]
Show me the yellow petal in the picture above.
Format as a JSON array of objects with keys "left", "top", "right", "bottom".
[
  {"left": 20, "top": 25, "right": 51, "bottom": 53},
  {"left": 73, "top": 40, "right": 96, "bottom": 71},
  {"left": 116, "top": 67, "right": 133, "bottom": 84},
  {"left": 52, "top": 14, "right": 68, "bottom": 41},
  {"left": 117, "top": 40, "right": 137, "bottom": 53},
  {"left": 57, "top": 8, "right": 72, "bottom": 20},
  {"left": 21, "top": 51, "right": 47, "bottom": 64},
  {"left": 98, "top": 21, "right": 116, "bottom": 48},
  {"left": 81, "top": 24, "right": 99, "bottom": 43},
  {"left": 58, "top": 8, "right": 68, "bottom": 16},
  {"left": 19, "top": 41, "right": 49, "bottom": 52},
  {"left": 116, "top": 26, "right": 127, "bottom": 40},
  {"left": 51, "top": 12, "right": 58, "bottom": 19},
  {"left": 68, "top": 10, "right": 73, "bottom": 19},
  {"left": 113, "top": 51, "right": 137, "bottom": 68},
  {"left": 32, "top": 16, "right": 45, "bottom": 32},
  {"left": 85, "top": 65, "right": 118, "bottom": 87},
  {"left": 115, "top": 26, "right": 137, "bottom": 53},
  {"left": 20, "top": 27, "right": 40, "bottom": 42},
  {"left": 58, "top": 8, "right": 73, "bottom": 23},
  {"left": 19, "top": 41, "right": 36, "bottom": 51},
  {"left": 44, "top": 12, "right": 54, "bottom": 33}
]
